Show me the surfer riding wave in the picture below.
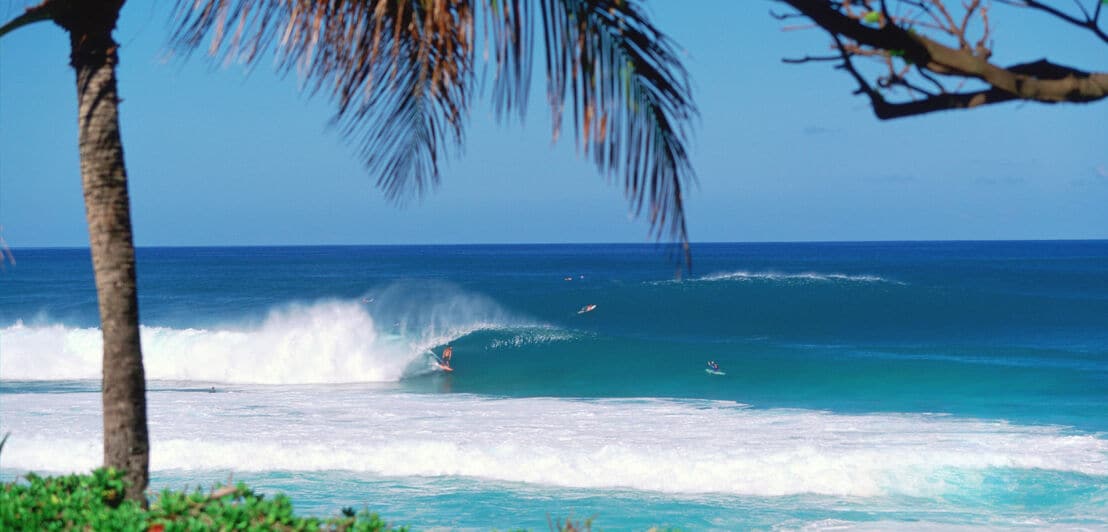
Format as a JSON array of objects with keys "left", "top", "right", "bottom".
[{"left": 438, "top": 345, "right": 454, "bottom": 371}]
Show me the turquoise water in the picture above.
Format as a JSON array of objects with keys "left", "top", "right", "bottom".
[{"left": 2, "top": 242, "right": 1106, "bottom": 529}]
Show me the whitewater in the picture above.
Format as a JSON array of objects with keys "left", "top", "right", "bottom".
[{"left": 2, "top": 300, "right": 516, "bottom": 383}]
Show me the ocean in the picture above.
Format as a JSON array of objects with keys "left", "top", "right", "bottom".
[{"left": 1, "top": 241, "right": 1106, "bottom": 530}]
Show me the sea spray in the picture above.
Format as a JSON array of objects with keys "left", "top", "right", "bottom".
[
  {"left": 1, "top": 284, "right": 550, "bottom": 383},
  {"left": 363, "top": 280, "right": 543, "bottom": 356}
]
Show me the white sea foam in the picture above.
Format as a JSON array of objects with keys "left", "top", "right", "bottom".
[
  {"left": 694, "top": 271, "right": 900, "bottom": 284},
  {"left": 2, "top": 388, "right": 1104, "bottom": 498},
  {"left": 0, "top": 289, "right": 541, "bottom": 383},
  {"left": 700, "top": 272, "right": 899, "bottom": 283}
]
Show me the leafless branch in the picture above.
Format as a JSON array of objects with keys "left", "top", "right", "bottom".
[
  {"left": 996, "top": 0, "right": 1108, "bottom": 44},
  {"left": 778, "top": 0, "right": 1108, "bottom": 119}
]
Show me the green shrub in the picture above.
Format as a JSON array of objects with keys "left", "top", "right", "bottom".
[{"left": 1, "top": 468, "right": 404, "bottom": 531}]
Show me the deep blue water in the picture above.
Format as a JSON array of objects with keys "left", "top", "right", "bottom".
[{"left": 2, "top": 241, "right": 1107, "bottom": 529}]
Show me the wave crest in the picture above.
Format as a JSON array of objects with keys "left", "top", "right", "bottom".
[
  {"left": 485, "top": 327, "right": 580, "bottom": 350},
  {"left": 690, "top": 271, "right": 901, "bottom": 284},
  {"left": 1, "top": 284, "right": 549, "bottom": 383}
]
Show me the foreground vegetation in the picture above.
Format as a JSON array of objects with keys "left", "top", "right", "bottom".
[{"left": 1, "top": 468, "right": 404, "bottom": 531}]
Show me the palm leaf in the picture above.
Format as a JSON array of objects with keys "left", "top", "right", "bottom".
[
  {"left": 536, "top": 1, "right": 696, "bottom": 255},
  {"left": 484, "top": 0, "right": 534, "bottom": 122},
  {"left": 173, "top": 0, "right": 474, "bottom": 199},
  {"left": 172, "top": 0, "right": 696, "bottom": 263},
  {"left": 0, "top": 1, "right": 55, "bottom": 39}
]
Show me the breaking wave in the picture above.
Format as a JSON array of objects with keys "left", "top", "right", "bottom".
[{"left": 0, "top": 284, "right": 562, "bottom": 383}]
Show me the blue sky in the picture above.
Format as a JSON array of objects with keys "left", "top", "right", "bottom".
[{"left": 1, "top": 1, "right": 1105, "bottom": 247}]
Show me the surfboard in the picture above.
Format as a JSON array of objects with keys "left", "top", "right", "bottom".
[
  {"left": 436, "top": 362, "right": 454, "bottom": 372},
  {"left": 577, "top": 304, "right": 597, "bottom": 314},
  {"left": 705, "top": 368, "right": 725, "bottom": 376}
]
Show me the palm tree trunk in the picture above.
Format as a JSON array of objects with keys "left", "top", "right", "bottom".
[{"left": 56, "top": 0, "right": 149, "bottom": 504}]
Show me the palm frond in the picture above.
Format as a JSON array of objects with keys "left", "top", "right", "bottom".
[
  {"left": 172, "top": 0, "right": 475, "bottom": 199},
  {"left": 483, "top": 0, "right": 534, "bottom": 122},
  {"left": 172, "top": 0, "right": 697, "bottom": 263},
  {"left": 537, "top": 0, "right": 697, "bottom": 260},
  {"left": 0, "top": 1, "right": 55, "bottom": 40}
]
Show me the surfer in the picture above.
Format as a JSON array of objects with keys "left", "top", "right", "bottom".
[
  {"left": 441, "top": 345, "right": 453, "bottom": 370},
  {"left": 577, "top": 304, "right": 597, "bottom": 314}
]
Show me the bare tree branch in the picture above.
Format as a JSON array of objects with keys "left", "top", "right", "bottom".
[
  {"left": 779, "top": 0, "right": 1108, "bottom": 119},
  {"left": 996, "top": 0, "right": 1108, "bottom": 44}
]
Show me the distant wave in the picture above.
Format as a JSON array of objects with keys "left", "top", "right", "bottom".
[
  {"left": 0, "top": 286, "right": 557, "bottom": 383},
  {"left": 655, "top": 270, "right": 903, "bottom": 285},
  {"left": 4, "top": 390, "right": 1105, "bottom": 498}
]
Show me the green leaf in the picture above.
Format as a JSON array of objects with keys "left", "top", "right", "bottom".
[{"left": 863, "top": 11, "right": 881, "bottom": 24}]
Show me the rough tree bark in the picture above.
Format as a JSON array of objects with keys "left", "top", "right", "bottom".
[{"left": 51, "top": 0, "right": 149, "bottom": 504}]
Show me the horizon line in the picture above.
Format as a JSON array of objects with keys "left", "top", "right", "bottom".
[{"left": 10, "top": 237, "right": 1108, "bottom": 250}]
